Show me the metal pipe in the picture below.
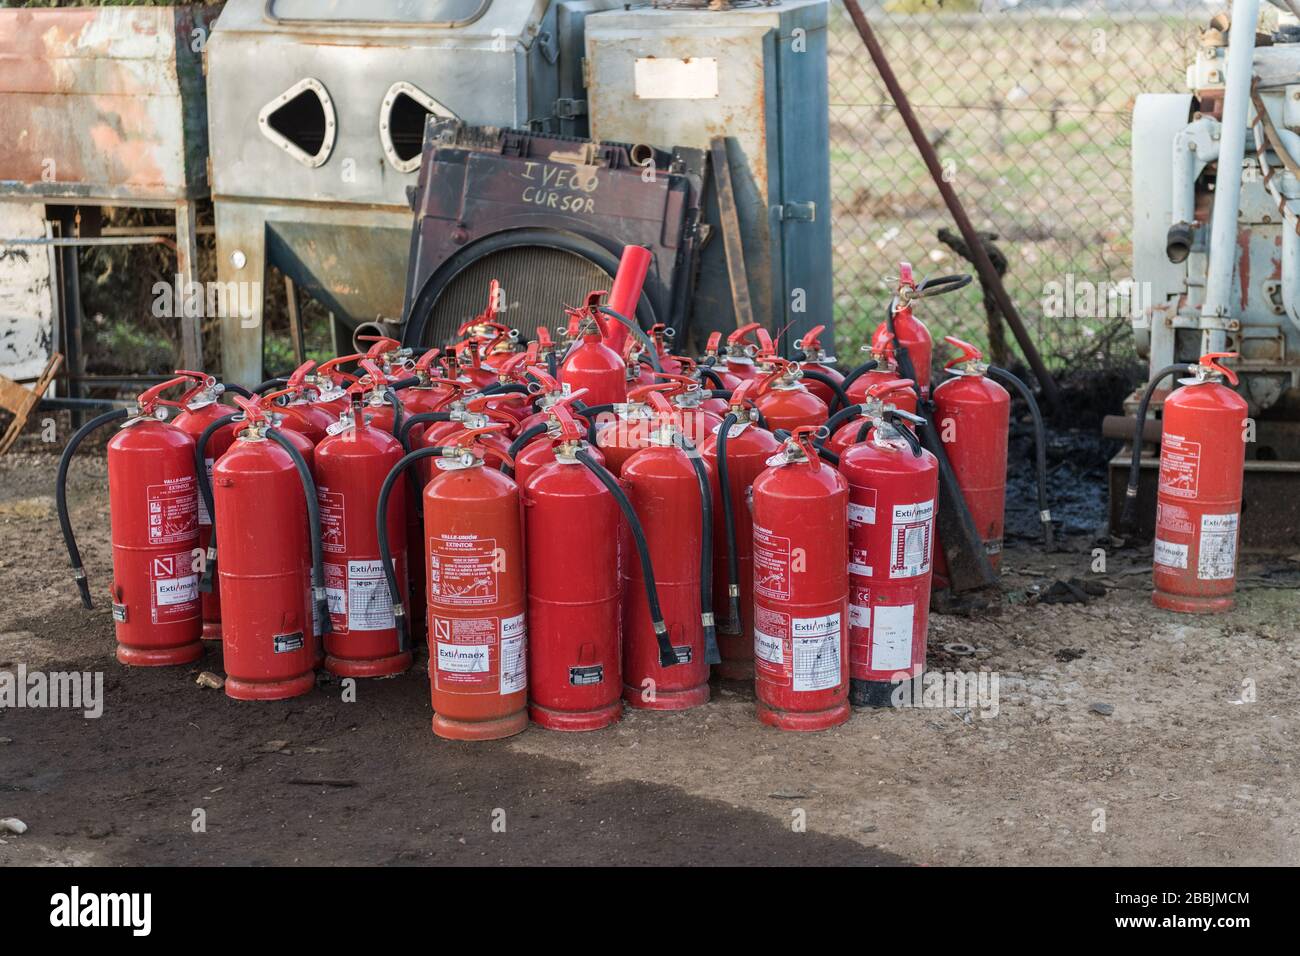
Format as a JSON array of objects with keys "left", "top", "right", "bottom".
[
  {"left": 1200, "top": 0, "right": 1261, "bottom": 353},
  {"left": 840, "top": 0, "right": 1061, "bottom": 408}
]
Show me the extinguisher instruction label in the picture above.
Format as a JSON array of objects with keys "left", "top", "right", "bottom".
[
  {"left": 146, "top": 476, "right": 198, "bottom": 545},
  {"left": 791, "top": 614, "right": 841, "bottom": 692},
  {"left": 318, "top": 490, "right": 346, "bottom": 553},
  {"left": 870, "top": 604, "right": 915, "bottom": 672},
  {"left": 326, "top": 560, "right": 397, "bottom": 632},
  {"left": 890, "top": 500, "right": 934, "bottom": 579},
  {"left": 754, "top": 606, "right": 788, "bottom": 674},
  {"left": 752, "top": 526, "right": 791, "bottom": 601},
  {"left": 1197, "top": 513, "right": 1238, "bottom": 580},
  {"left": 1153, "top": 538, "right": 1188, "bottom": 570},
  {"left": 197, "top": 458, "right": 214, "bottom": 526},
  {"left": 149, "top": 550, "right": 199, "bottom": 624},
  {"left": 429, "top": 535, "right": 498, "bottom": 605},
  {"left": 1158, "top": 434, "right": 1200, "bottom": 499},
  {"left": 500, "top": 614, "right": 527, "bottom": 695}
]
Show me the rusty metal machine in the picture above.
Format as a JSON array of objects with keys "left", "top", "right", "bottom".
[{"left": 1120, "top": 0, "right": 1300, "bottom": 548}]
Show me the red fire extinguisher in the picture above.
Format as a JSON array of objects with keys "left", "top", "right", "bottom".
[
  {"left": 750, "top": 425, "right": 850, "bottom": 731},
  {"left": 699, "top": 380, "right": 781, "bottom": 679},
  {"left": 314, "top": 394, "right": 411, "bottom": 677},
  {"left": 842, "top": 330, "right": 918, "bottom": 414},
  {"left": 377, "top": 426, "right": 529, "bottom": 740},
  {"left": 275, "top": 361, "right": 341, "bottom": 442},
  {"left": 1129, "top": 354, "right": 1248, "bottom": 613},
  {"left": 213, "top": 397, "right": 328, "bottom": 699},
  {"left": 870, "top": 266, "right": 973, "bottom": 399},
  {"left": 558, "top": 291, "right": 628, "bottom": 407},
  {"left": 701, "top": 332, "right": 744, "bottom": 391},
  {"left": 171, "top": 371, "right": 238, "bottom": 640},
  {"left": 755, "top": 358, "right": 830, "bottom": 432},
  {"left": 820, "top": 378, "right": 917, "bottom": 458},
  {"left": 931, "top": 337, "right": 1010, "bottom": 586},
  {"left": 724, "top": 323, "right": 771, "bottom": 382},
  {"left": 519, "top": 405, "right": 663, "bottom": 730},
  {"left": 792, "top": 324, "right": 846, "bottom": 408},
  {"left": 837, "top": 384, "right": 939, "bottom": 707},
  {"left": 620, "top": 392, "right": 719, "bottom": 710},
  {"left": 57, "top": 376, "right": 205, "bottom": 666}
]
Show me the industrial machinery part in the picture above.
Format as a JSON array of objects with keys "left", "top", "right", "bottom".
[
  {"left": 584, "top": 0, "right": 833, "bottom": 348},
  {"left": 207, "top": 0, "right": 616, "bottom": 384},
  {"left": 56, "top": 378, "right": 204, "bottom": 666},
  {"left": 400, "top": 121, "right": 705, "bottom": 350},
  {"left": 750, "top": 426, "right": 850, "bottom": 731}
]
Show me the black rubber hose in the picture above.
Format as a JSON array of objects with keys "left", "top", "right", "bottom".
[
  {"left": 377, "top": 445, "right": 453, "bottom": 653},
  {"left": 716, "top": 413, "right": 742, "bottom": 635},
  {"left": 221, "top": 384, "right": 254, "bottom": 400},
  {"left": 800, "top": 368, "right": 851, "bottom": 413},
  {"left": 55, "top": 407, "right": 130, "bottom": 609},
  {"left": 265, "top": 428, "right": 329, "bottom": 631},
  {"left": 697, "top": 366, "right": 725, "bottom": 389},
  {"left": 195, "top": 412, "right": 240, "bottom": 593},
  {"left": 855, "top": 418, "right": 874, "bottom": 444},
  {"left": 546, "top": 350, "right": 558, "bottom": 379},
  {"left": 707, "top": 389, "right": 733, "bottom": 402},
  {"left": 502, "top": 422, "right": 549, "bottom": 478},
  {"left": 397, "top": 411, "right": 453, "bottom": 453},
  {"left": 597, "top": 306, "right": 663, "bottom": 374},
  {"left": 1120, "top": 364, "right": 1187, "bottom": 530},
  {"left": 253, "top": 378, "right": 286, "bottom": 395},
  {"left": 988, "top": 366, "right": 1054, "bottom": 549},
  {"left": 674, "top": 433, "right": 719, "bottom": 665},
  {"left": 388, "top": 375, "right": 419, "bottom": 390},
  {"left": 476, "top": 382, "right": 530, "bottom": 398},
  {"left": 838, "top": 359, "right": 879, "bottom": 399},
  {"left": 575, "top": 449, "right": 678, "bottom": 669},
  {"left": 572, "top": 401, "right": 617, "bottom": 446},
  {"left": 820, "top": 404, "right": 866, "bottom": 446},
  {"left": 383, "top": 387, "right": 405, "bottom": 442}
]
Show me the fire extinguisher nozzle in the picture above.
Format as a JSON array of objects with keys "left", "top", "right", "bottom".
[
  {"left": 703, "top": 620, "right": 721, "bottom": 665},
  {"left": 653, "top": 622, "right": 678, "bottom": 668}
]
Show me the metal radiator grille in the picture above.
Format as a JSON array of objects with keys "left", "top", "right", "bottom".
[{"left": 423, "top": 247, "right": 614, "bottom": 347}]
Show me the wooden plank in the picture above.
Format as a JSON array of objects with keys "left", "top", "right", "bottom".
[
  {"left": 709, "top": 136, "right": 756, "bottom": 331},
  {"left": 0, "top": 352, "right": 63, "bottom": 457}
]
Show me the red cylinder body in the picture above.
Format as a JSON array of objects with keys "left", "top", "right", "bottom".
[
  {"left": 515, "top": 439, "right": 605, "bottom": 489},
  {"left": 931, "top": 372, "right": 1009, "bottom": 586},
  {"left": 839, "top": 434, "right": 939, "bottom": 706},
  {"left": 106, "top": 419, "right": 204, "bottom": 666},
  {"left": 872, "top": 309, "right": 932, "bottom": 395},
  {"left": 592, "top": 407, "right": 654, "bottom": 477},
  {"left": 278, "top": 400, "right": 334, "bottom": 444},
  {"left": 523, "top": 453, "right": 624, "bottom": 730},
  {"left": 750, "top": 452, "right": 850, "bottom": 731},
  {"left": 699, "top": 419, "right": 780, "bottom": 679},
  {"left": 559, "top": 335, "right": 627, "bottom": 407},
  {"left": 621, "top": 440, "right": 712, "bottom": 710},
  {"left": 1152, "top": 379, "right": 1248, "bottom": 613},
  {"left": 213, "top": 433, "right": 317, "bottom": 699},
  {"left": 315, "top": 418, "right": 411, "bottom": 677},
  {"left": 424, "top": 460, "right": 528, "bottom": 739},
  {"left": 846, "top": 367, "right": 918, "bottom": 410},
  {"left": 173, "top": 399, "right": 234, "bottom": 640},
  {"left": 756, "top": 384, "right": 829, "bottom": 433}
]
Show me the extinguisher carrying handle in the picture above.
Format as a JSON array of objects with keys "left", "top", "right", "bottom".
[
  {"left": 574, "top": 449, "right": 679, "bottom": 669},
  {"left": 715, "top": 413, "right": 744, "bottom": 636},
  {"left": 195, "top": 412, "right": 241, "bottom": 593},
  {"left": 672, "top": 432, "right": 721, "bottom": 666},
  {"left": 55, "top": 407, "right": 131, "bottom": 609},
  {"left": 1119, "top": 364, "right": 1190, "bottom": 532},
  {"left": 986, "top": 366, "right": 1053, "bottom": 550},
  {"left": 265, "top": 428, "right": 330, "bottom": 632}
]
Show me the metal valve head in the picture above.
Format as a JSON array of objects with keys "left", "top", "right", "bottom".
[
  {"left": 942, "top": 336, "right": 987, "bottom": 375},
  {"left": 1193, "top": 351, "right": 1240, "bottom": 386}
]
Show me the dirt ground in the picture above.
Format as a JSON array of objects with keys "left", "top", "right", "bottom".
[{"left": 1, "top": 431, "right": 1297, "bottom": 867}]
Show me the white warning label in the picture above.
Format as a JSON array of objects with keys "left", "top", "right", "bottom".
[
  {"left": 1197, "top": 512, "right": 1238, "bottom": 581},
  {"left": 146, "top": 476, "right": 198, "bottom": 545},
  {"left": 197, "top": 458, "right": 215, "bottom": 526},
  {"left": 500, "top": 614, "right": 527, "bottom": 695},
  {"left": 149, "top": 550, "right": 199, "bottom": 624},
  {"left": 1153, "top": 538, "right": 1188, "bottom": 570},
  {"left": 754, "top": 629, "right": 784, "bottom": 665},
  {"left": 870, "top": 604, "right": 914, "bottom": 672},
  {"left": 429, "top": 535, "right": 498, "bottom": 605},
  {"left": 1158, "top": 434, "right": 1200, "bottom": 499},
  {"left": 345, "top": 559, "right": 393, "bottom": 631}
]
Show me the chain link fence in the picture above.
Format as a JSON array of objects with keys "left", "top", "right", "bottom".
[{"left": 828, "top": 1, "right": 1211, "bottom": 372}]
